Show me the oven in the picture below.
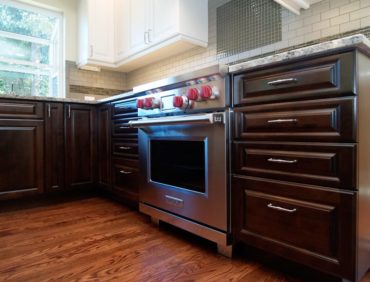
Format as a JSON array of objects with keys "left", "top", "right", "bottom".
[{"left": 129, "top": 65, "right": 232, "bottom": 256}]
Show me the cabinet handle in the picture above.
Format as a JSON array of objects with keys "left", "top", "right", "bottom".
[
  {"left": 120, "top": 125, "right": 129, "bottom": 129},
  {"left": 89, "top": 45, "right": 93, "bottom": 57},
  {"left": 267, "top": 158, "right": 297, "bottom": 164},
  {"left": 267, "top": 118, "right": 298, "bottom": 123},
  {"left": 144, "top": 31, "right": 148, "bottom": 44},
  {"left": 68, "top": 105, "right": 71, "bottom": 119},
  {"left": 47, "top": 104, "right": 51, "bottom": 118},
  {"left": 119, "top": 170, "right": 132, "bottom": 175},
  {"left": 267, "top": 203, "right": 297, "bottom": 213},
  {"left": 267, "top": 78, "right": 298, "bottom": 86},
  {"left": 119, "top": 146, "right": 132, "bottom": 150},
  {"left": 147, "top": 29, "right": 152, "bottom": 43}
]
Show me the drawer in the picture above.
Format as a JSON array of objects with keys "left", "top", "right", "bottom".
[
  {"left": 112, "top": 98, "right": 137, "bottom": 118},
  {"left": 0, "top": 100, "right": 44, "bottom": 119},
  {"left": 233, "top": 142, "right": 356, "bottom": 189},
  {"left": 232, "top": 176, "right": 356, "bottom": 279},
  {"left": 233, "top": 52, "right": 355, "bottom": 105},
  {"left": 112, "top": 159, "right": 139, "bottom": 202},
  {"left": 112, "top": 119, "right": 138, "bottom": 137},
  {"left": 112, "top": 140, "right": 138, "bottom": 158},
  {"left": 234, "top": 97, "right": 356, "bottom": 142}
]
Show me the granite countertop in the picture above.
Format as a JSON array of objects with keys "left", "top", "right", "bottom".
[
  {"left": 0, "top": 90, "right": 135, "bottom": 104},
  {"left": 228, "top": 34, "right": 370, "bottom": 73}
]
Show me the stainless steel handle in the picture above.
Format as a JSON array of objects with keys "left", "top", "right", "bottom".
[
  {"left": 147, "top": 29, "right": 152, "bottom": 43},
  {"left": 89, "top": 45, "right": 93, "bottom": 57},
  {"left": 119, "top": 125, "right": 129, "bottom": 129},
  {"left": 47, "top": 104, "right": 51, "bottom": 118},
  {"left": 267, "top": 118, "right": 298, "bottom": 123},
  {"left": 144, "top": 31, "right": 148, "bottom": 44},
  {"left": 68, "top": 105, "right": 71, "bottom": 119},
  {"left": 267, "top": 203, "right": 297, "bottom": 213},
  {"left": 119, "top": 170, "right": 132, "bottom": 175},
  {"left": 267, "top": 78, "right": 298, "bottom": 86},
  {"left": 128, "top": 113, "right": 223, "bottom": 128},
  {"left": 267, "top": 158, "right": 297, "bottom": 164},
  {"left": 119, "top": 146, "right": 132, "bottom": 150}
]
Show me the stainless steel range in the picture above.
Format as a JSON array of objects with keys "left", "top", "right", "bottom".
[{"left": 129, "top": 65, "right": 232, "bottom": 256}]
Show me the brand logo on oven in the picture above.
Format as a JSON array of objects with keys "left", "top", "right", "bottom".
[{"left": 213, "top": 113, "right": 224, "bottom": 124}]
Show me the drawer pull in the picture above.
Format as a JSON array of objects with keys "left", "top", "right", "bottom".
[
  {"left": 119, "top": 146, "right": 132, "bottom": 150},
  {"left": 267, "top": 158, "right": 298, "bottom": 164},
  {"left": 267, "top": 78, "right": 298, "bottom": 86},
  {"left": 119, "top": 170, "right": 132, "bottom": 175},
  {"left": 267, "top": 118, "right": 298, "bottom": 123},
  {"left": 120, "top": 126, "right": 129, "bottom": 129},
  {"left": 267, "top": 203, "right": 297, "bottom": 213}
]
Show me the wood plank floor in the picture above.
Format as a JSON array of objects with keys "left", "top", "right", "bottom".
[{"left": 0, "top": 196, "right": 369, "bottom": 282}]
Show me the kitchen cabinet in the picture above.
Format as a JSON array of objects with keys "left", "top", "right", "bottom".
[
  {"left": 231, "top": 49, "right": 370, "bottom": 281},
  {"left": 0, "top": 100, "right": 44, "bottom": 200},
  {"left": 78, "top": 0, "right": 115, "bottom": 68},
  {"left": 65, "top": 104, "right": 97, "bottom": 190},
  {"left": 110, "top": 97, "right": 140, "bottom": 206},
  {"left": 45, "top": 103, "right": 65, "bottom": 192},
  {"left": 98, "top": 104, "right": 112, "bottom": 190}
]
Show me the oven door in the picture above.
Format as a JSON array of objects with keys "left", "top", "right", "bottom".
[{"left": 131, "top": 112, "right": 228, "bottom": 231}]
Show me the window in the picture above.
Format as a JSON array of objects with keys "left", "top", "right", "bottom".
[{"left": 0, "top": 0, "right": 64, "bottom": 97}]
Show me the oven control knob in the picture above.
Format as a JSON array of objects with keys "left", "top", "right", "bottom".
[
  {"left": 187, "top": 88, "right": 199, "bottom": 101},
  {"left": 200, "top": 85, "right": 213, "bottom": 100},
  {"left": 173, "top": 96, "right": 188, "bottom": 109},
  {"left": 144, "top": 97, "right": 160, "bottom": 109},
  {"left": 136, "top": 98, "right": 144, "bottom": 109}
]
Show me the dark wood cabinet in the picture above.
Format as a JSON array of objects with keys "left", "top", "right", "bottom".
[
  {"left": 231, "top": 49, "right": 370, "bottom": 282},
  {"left": 0, "top": 119, "right": 44, "bottom": 199},
  {"left": 45, "top": 103, "right": 65, "bottom": 192},
  {"left": 112, "top": 158, "right": 139, "bottom": 203},
  {"left": 98, "top": 104, "right": 112, "bottom": 190},
  {"left": 65, "top": 104, "right": 97, "bottom": 190}
]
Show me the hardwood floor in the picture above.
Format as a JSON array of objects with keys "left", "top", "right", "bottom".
[{"left": 0, "top": 196, "right": 369, "bottom": 282}]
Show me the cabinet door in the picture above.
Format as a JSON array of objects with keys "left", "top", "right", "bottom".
[
  {"left": 150, "top": 0, "right": 178, "bottom": 44},
  {"left": 0, "top": 119, "right": 44, "bottom": 199},
  {"left": 127, "top": 0, "right": 149, "bottom": 55},
  {"left": 98, "top": 104, "right": 111, "bottom": 190},
  {"left": 45, "top": 103, "right": 65, "bottom": 192},
  {"left": 65, "top": 104, "right": 97, "bottom": 189},
  {"left": 88, "top": 0, "right": 115, "bottom": 62}
]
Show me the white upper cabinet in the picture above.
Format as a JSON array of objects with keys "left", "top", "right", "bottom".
[
  {"left": 78, "top": 0, "right": 208, "bottom": 71},
  {"left": 78, "top": 0, "right": 115, "bottom": 68}
]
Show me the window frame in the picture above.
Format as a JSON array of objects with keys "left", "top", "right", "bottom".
[{"left": 0, "top": 0, "right": 65, "bottom": 97}]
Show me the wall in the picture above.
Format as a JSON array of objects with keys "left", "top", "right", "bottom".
[{"left": 126, "top": 0, "right": 370, "bottom": 88}]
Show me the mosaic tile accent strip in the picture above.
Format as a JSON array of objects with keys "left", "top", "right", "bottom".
[
  {"left": 217, "top": 0, "right": 281, "bottom": 58},
  {"left": 69, "top": 85, "right": 128, "bottom": 97}
]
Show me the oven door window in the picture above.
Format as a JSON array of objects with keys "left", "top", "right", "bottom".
[{"left": 150, "top": 139, "right": 206, "bottom": 193}]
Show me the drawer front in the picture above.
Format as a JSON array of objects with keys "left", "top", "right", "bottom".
[
  {"left": 112, "top": 119, "right": 138, "bottom": 137},
  {"left": 232, "top": 176, "right": 356, "bottom": 279},
  {"left": 233, "top": 142, "right": 356, "bottom": 189},
  {"left": 234, "top": 97, "right": 356, "bottom": 142},
  {"left": 112, "top": 140, "right": 138, "bottom": 158},
  {"left": 233, "top": 52, "right": 355, "bottom": 105},
  {"left": 113, "top": 160, "right": 139, "bottom": 202},
  {"left": 0, "top": 100, "right": 44, "bottom": 119},
  {"left": 112, "top": 99, "right": 137, "bottom": 118}
]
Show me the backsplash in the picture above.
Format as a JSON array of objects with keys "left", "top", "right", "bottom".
[
  {"left": 66, "top": 61, "right": 128, "bottom": 100},
  {"left": 126, "top": 0, "right": 370, "bottom": 88}
]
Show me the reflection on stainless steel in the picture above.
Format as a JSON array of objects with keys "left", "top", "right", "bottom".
[{"left": 136, "top": 64, "right": 231, "bottom": 256}]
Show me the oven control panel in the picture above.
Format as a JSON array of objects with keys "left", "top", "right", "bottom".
[{"left": 136, "top": 76, "right": 225, "bottom": 117}]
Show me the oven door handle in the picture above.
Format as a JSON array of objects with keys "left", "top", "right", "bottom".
[{"left": 128, "top": 113, "right": 224, "bottom": 128}]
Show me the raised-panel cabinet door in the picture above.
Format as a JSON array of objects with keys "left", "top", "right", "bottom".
[
  {"left": 128, "top": 0, "right": 149, "bottom": 54},
  {"left": 0, "top": 119, "right": 44, "bottom": 199},
  {"left": 65, "top": 104, "right": 97, "bottom": 189},
  {"left": 45, "top": 103, "right": 65, "bottom": 192},
  {"left": 115, "top": 0, "right": 130, "bottom": 61},
  {"left": 150, "top": 0, "right": 178, "bottom": 43},
  {"left": 98, "top": 105, "right": 111, "bottom": 190},
  {"left": 88, "top": 0, "right": 115, "bottom": 62}
]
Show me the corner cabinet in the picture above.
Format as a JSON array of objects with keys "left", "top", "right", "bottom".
[
  {"left": 78, "top": 0, "right": 115, "bottom": 68},
  {"left": 65, "top": 104, "right": 97, "bottom": 190},
  {"left": 79, "top": 0, "right": 208, "bottom": 71}
]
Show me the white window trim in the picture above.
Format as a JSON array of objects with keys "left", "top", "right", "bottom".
[{"left": 0, "top": 0, "right": 65, "bottom": 97}]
